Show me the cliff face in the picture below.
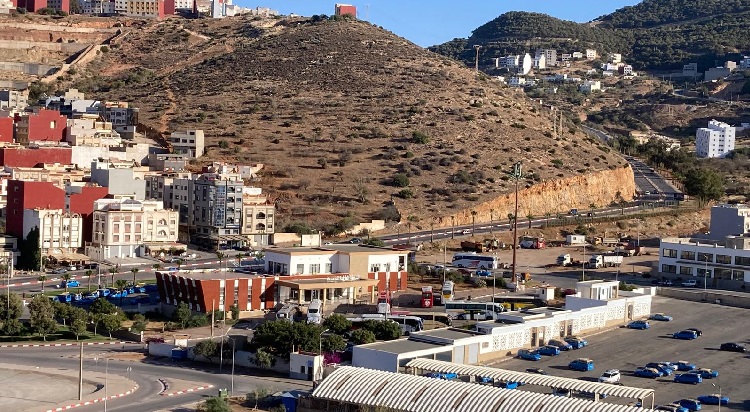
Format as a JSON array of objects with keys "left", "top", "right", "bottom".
[{"left": 436, "top": 166, "right": 636, "bottom": 227}]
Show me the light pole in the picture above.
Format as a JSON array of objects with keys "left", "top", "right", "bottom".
[
  {"left": 582, "top": 243, "right": 586, "bottom": 281},
  {"left": 317, "top": 328, "right": 330, "bottom": 383},
  {"left": 104, "top": 357, "right": 109, "bottom": 412},
  {"left": 511, "top": 162, "right": 522, "bottom": 287},
  {"left": 712, "top": 382, "right": 721, "bottom": 412},
  {"left": 230, "top": 338, "right": 236, "bottom": 397},
  {"left": 219, "top": 324, "right": 233, "bottom": 373},
  {"left": 704, "top": 257, "right": 708, "bottom": 291}
]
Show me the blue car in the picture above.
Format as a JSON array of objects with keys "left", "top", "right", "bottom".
[
  {"left": 548, "top": 339, "right": 573, "bottom": 351},
  {"left": 633, "top": 367, "right": 662, "bottom": 378},
  {"left": 696, "top": 394, "right": 729, "bottom": 406},
  {"left": 674, "top": 373, "right": 702, "bottom": 384},
  {"left": 537, "top": 345, "right": 560, "bottom": 356},
  {"left": 496, "top": 381, "right": 519, "bottom": 389},
  {"left": 646, "top": 362, "right": 674, "bottom": 375},
  {"left": 656, "top": 404, "right": 689, "bottom": 412},
  {"left": 564, "top": 336, "right": 588, "bottom": 349},
  {"left": 569, "top": 358, "right": 594, "bottom": 371},
  {"left": 517, "top": 349, "right": 542, "bottom": 361},
  {"left": 690, "top": 368, "right": 718, "bottom": 379},
  {"left": 628, "top": 320, "right": 650, "bottom": 330},
  {"left": 673, "top": 330, "right": 698, "bottom": 340},
  {"left": 673, "top": 361, "right": 696, "bottom": 371},
  {"left": 475, "top": 270, "right": 492, "bottom": 277},
  {"left": 649, "top": 313, "right": 674, "bottom": 322},
  {"left": 677, "top": 399, "right": 702, "bottom": 411},
  {"left": 424, "top": 372, "right": 458, "bottom": 380}
]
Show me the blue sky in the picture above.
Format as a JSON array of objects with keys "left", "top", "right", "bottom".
[{"left": 240, "top": 1, "right": 641, "bottom": 47}]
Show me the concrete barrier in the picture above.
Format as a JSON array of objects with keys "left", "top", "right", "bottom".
[
  {"left": 0, "top": 22, "right": 119, "bottom": 33},
  {"left": 0, "top": 39, "right": 88, "bottom": 52},
  {"left": 657, "top": 287, "right": 750, "bottom": 309}
]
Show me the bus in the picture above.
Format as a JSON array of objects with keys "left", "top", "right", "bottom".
[
  {"left": 347, "top": 314, "right": 424, "bottom": 335},
  {"left": 445, "top": 300, "right": 506, "bottom": 320},
  {"left": 441, "top": 281, "right": 455, "bottom": 302},
  {"left": 451, "top": 253, "right": 499, "bottom": 269},
  {"left": 420, "top": 286, "right": 435, "bottom": 308},
  {"left": 376, "top": 291, "right": 391, "bottom": 314}
]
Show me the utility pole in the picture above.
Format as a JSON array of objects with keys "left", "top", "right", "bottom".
[
  {"left": 474, "top": 45, "right": 482, "bottom": 71},
  {"left": 78, "top": 343, "right": 83, "bottom": 401},
  {"left": 511, "top": 162, "right": 522, "bottom": 287}
]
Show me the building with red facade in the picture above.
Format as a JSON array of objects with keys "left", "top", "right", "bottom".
[
  {"left": 6, "top": 180, "right": 65, "bottom": 239},
  {"left": 334, "top": 3, "right": 356, "bottom": 17},
  {"left": 0, "top": 117, "right": 13, "bottom": 143},
  {"left": 0, "top": 147, "right": 72, "bottom": 168},
  {"left": 17, "top": 0, "right": 46, "bottom": 11},
  {"left": 68, "top": 184, "right": 110, "bottom": 243},
  {"left": 14, "top": 109, "right": 67, "bottom": 143}
]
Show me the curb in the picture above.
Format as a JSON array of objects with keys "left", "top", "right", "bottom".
[
  {"left": 0, "top": 341, "right": 129, "bottom": 348},
  {"left": 161, "top": 384, "right": 214, "bottom": 397},
  {"left": 44, "top": 384, "right": 138, "bottom": 412}
]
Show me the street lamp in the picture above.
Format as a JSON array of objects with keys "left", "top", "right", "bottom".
[
  {"left": 219, "top": 324, "right": 233, "bottom": 373},
  {"left": 317, "top": 328, "right": 330, "bottom": 383},
  {"left": 510, "top": 162, "right": 522, "bottom": 287},
  {"left": 230, "top": 338, "right": 236, "bottom": 397},
  {"left": 712, "top": 382, "right": 721, "bottom": 412}
]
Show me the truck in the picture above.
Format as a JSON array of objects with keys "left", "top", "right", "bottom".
[
  {"left": 519, "top": 236, "right": 546, "bottom": 249},
  {"left": 614, "top": 243, "right": 645, "bottom": 257},
  {"left": 377, "top": 291, "right": 392, "bottom": 314},
  {"left": 592, "top": 237, "right": 619, "bottom": 247},
  {"left": 586, "top": 254, "right": 623, "bottom": 269},
  {"left": 461, "top": 241, "right": 485, "bottom": 253},
  {"left": 556, "top": 254, "right": 582, "bottom": 267},
  {"left": 420, "top": 286, "right": 435, "bottom": 308}
]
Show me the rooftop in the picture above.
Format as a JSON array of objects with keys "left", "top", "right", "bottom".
[
  {"left": 265, "top": 244, "right": 408, "bottom": 255},
  {"left": 409, "top": 328, "right": 483, "bottom": 343},
  {"left": 357, "top": 338, "right": 450, "bottom": 355}
]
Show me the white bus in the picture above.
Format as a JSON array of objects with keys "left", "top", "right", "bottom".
[
  {"left": 445, "top": 300, "right": 505, "bottom": 320},
  {"left": 451, "top": 253, "right": 499, "bottom": 269},
  {"left": 442, "top": 281, "right": 455, "bottom": 302},
  {"left": 348, "top": 314, "right": 424, "bottom": 335}
]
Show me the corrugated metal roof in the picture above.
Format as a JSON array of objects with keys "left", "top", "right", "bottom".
[
  {"left": 406, "top": 359, "right": 654, "bottom": 400},
  {"left": 313, "top": 366, "right": 655, "bottom": 412}
]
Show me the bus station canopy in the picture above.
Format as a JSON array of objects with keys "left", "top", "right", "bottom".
[
  {"left": 313, "top": 366, "right": 656, "bottom": 412},
  {"left": 275, "top": 277, "right": 378, "bottom": 291}
]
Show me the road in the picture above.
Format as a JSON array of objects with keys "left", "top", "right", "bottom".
[{"left": 0, "top": 344, "right": 310, "bottom": 412}]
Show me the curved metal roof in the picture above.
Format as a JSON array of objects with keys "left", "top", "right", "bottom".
[
  {"left": 406, "top": 359, "right": 655, "bottom": 400},
  {"left": 313, "top": 366, "right": 655, "bottom": 412}
]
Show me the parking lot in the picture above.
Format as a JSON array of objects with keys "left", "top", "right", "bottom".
[{"left": 491, "top": 296, "right": 750, "bottom": 410}]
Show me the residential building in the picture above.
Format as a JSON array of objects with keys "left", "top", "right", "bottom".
[
  {"left": 0, "top": 90, "right": 28, "bottom": 110},
  {"left": 22, "top": 208, "right": 82, "bottom": 254},
  {"left": 169, "top": 129, "right": 204, "bottom": 158},
  {"left": 538, "top": 49, "right": 557, "bottom": 66},
  {"left": 579, "top": 80, "right": 601, "bottom": 93},
  {"left": 0, "top": 0, "right": 14, "bottom": 13},
  {"left": 90, "top": 159, "right": 147, "bottom": 199},
  {"left": 508, "top": 77, "right": 526, "bottom": 87},
  {"left": 683, "top": 63, "right": 698, "bottom": 77},
  {"left": 709, "top": 204, "right": 750, "bottom": 239},
  {"left": 14, "top": 109, "right": 67, "bottom": 143},
  {"left": 695, "top": 119, "right": 735, "bottom": 158},
  {"left": 241, "top": 187, "right": 274, "bottom": 246},
  {"left": 560, "top": 53, "right": 572, "bottom": 62},
  {"left": 202, "top": 161, "right": 263, "bottom": 180},
  {"left": 145, "top": 171, "right": 192, "bottom": 205},
  {"left": 725, "top": 61, "right": 737, "bottom": 71},
  {"left": 705, "top": 67, "right": 731, "bottom": 82},
  {"left": 147, "top": 153, "right": 188, "bottom": 172},
  {"left": 622, "top": 65, "right": 634, "bottom": 75},
  {"left": 6, "top": 163, "right": 85, "bottom": 187},
  {"left": 125, "top": 0, "right": 164, "bottom": 17},
  {"left": 572, "top": 51, "right": 584, "bottom": 59},
  {"left": 0, "top": 117, "right": 12, "bottom": 143},
  {"left": 609, "top": 53, "right": 622, "bottom": 64},
  {"left": 45, "top": 0, "right": 69, "bottom": 12},
  {"left": 66, "top": 115, "right": 122, "bottom": 147},
  {"left": 532, "top": 53, "right": 546, "bottom": 70},
  {"left": 90, "top": 198, "right": 179, "bottom": 260},
  {"left": 66, "top": 183, "right": 109, "bottom": 244},
  {"left": 602, "top": 62, "right": 620, "bottom": 72},
  {"left": 585, "top": 49, "right": 597, "bottom": 60},
  {"left": 740, "top": 56, "right": 750, "bottom": 69},
  {"left": 334, "top": 3, "right": 355, "bottom": 17},
  {"left": 191, "top": 173, "right": 243, "bottom": 249},
  {"left": 659, "top": 237, "right": 750, "bottom": 286},
  {"left": 495, "top": 55, "right": 519, "bottom": 69},
  {"left": 17, "top": 0, "right": 46, "bottom": 12},
  {"left": 89, "top": 101, "right": 139, "bottom": 130},
  {"left": 6, "top": 180, "right": 66, "bottom": 239}
]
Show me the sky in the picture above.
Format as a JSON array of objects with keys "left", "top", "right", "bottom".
[{"left": 241, "top": 1, "right": 642, "bottom": 47}]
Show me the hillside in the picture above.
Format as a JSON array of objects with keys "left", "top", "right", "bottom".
[
  {"left": 431, "top": 0, "right": 750, "bottom": 71},
  {"left": 58, "top": 15, "right": 626, "bottom": 232}
]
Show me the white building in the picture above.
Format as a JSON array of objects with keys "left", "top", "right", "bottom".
[
  {"left": 709, "top": 204, "right": 750, "bottom": 239},
  {"left": 22, "top": 208, "right": 83, "bottom": 253},
  {"left": 533, "top": 53, "right": 546, "bottom": 70},
  {"left": 695, "top": 119, "right": 735, "bottom": 158},
  {"left": 602, "top": 62, "right": 620, "bottom": 72},
  {"left": 241, "top": 187, "right": 274, "bottom": 246},
  {"left": 66, "top": 115, "right": 122, "bottom": 147},
  {"left": 170, "top": 130, "right": 205, "bottom": 158},
  {"left": 609, "top": 53, "right": 622, "bottom": 64},
  {"left": 740, "top": 56, "right": 750, "bottom": 69},
  {"left": 90, "top": 198, "right": 179, "bottom": 260},
  {"left": 705, "top": 67, "right": 731, "bottom": 82},
  {"left": 496, "top": 55, "right": 519, "bottom": 69},
  {"left": 264, "top": 244, "right": 408, "bottom": 277},
  {"left": 585, "top": 49, "right": 597, "bottom": 60},
  {"left": 659, "top": 237, "right": 750, "bottom": 285},
  {"left": 622, "top": 65, "right": 634, "bottom": 75},
  {"left": 508, "top": 77, "right": 527, "bottom": 87},
  {"left": 683, "top": 63, "right": 698, "bottom": 77},
  {"left": 572, "top": 51, "right": 584, "bottom": 59},
  {"left": 579, "top": 80, "right": 601, "bottom": 93}
]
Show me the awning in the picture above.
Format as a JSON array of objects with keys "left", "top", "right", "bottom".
[
  {"left": 192, "top": 234, "right": 248, "bottom": 241},
  {"left": 46, "top": 252, "right": 90, "bottom": 262},
  {"left": 275, "top": 277, "right": 379, "bottom": 291}
]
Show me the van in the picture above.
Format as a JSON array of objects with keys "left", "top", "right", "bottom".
[
  {"left": 307, "top": 299, "right": 323, "bottom": 324},
  {"left": 276, "top": 304, "right": 298, "bottom": 322},
  {"left": 569, "top": 358, "right": 595, "bottom": 372}
]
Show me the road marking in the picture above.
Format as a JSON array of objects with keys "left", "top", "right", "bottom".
[{"left": 161, "top": 384, "right": 214, "bottom": 397}]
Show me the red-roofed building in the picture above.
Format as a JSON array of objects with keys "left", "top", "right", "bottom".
[
  {"left": 17, "top": 0, "right": 46, "bottom": 12},
  {"left": 0, "top": 117, "right": 13, "bottom": 143},
  {"left": 6, "top": 180, "right": 65, "bottom": 239},
  {"left": 0, "top": 147, "right": 72, "bottom": 168},
  {"left": 68, "top": 185, "right": 109, "bottom": 244},
  {"left": 335, "top": 3, "right": 356, "bottom": 17},
  {"left": 14, "top": 109, "right": 67, "bottom": 143}
]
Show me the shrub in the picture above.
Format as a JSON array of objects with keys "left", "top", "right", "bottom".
[
  {"left": 218, "top": 140, "right": 229, "bottom": 149},
  {"left": 392, "top": 173, "right": 410, "bottom": 187},
  {"left": 411, "top": 131, "right": 430, "bottom": 144},
  {"left": 397, "top": 189, "right": 414, "bottom": 199}
]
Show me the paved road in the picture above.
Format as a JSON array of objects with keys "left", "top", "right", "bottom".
[{"left": 0, "top": 344, "right": 310, "bottom": 412}]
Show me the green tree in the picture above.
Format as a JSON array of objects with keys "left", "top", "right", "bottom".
[
  {"left": 322, "top": 313, "right": 352, "bottom": 335},
  {"left": 250, "top": 320, "right": 323, "bottom": 360},
  {"left": 131, "top": 313, "right": 148, "bottom": 333},
  {"left": 84, "top": 270, "right": 94, "bottom": 292},
  {"left": 199, "top": 396, "right": 231, "bottom": 412},
  {"left": 28, "top": 295, "right": 57, "bottom": 341},
  {"left": 130, "top": 268, "right": 139, "bottom": 285},
  {"left": 174, "top": 302, "right": 192, "bottom": 329},
  {"left": 526, "top": 213, "right": 534, "bottom": 229},
  {"left": 90, "top": 297, "right": 117, "bottom": 316},
  {"left": 252, "top": 347, "right": 276, "bottom": 369},
  {"left": 684, "top": 167, "right": 724, "bottom": 206},
  {"left": 193, "top": 339, "right": 219, "bottom": 363},
  {"left": 350, "top": 328, "right": 376, "bottom": 344},
  {"left": 246, "top": 387, "right": 270, "bottom": 410},
  {"left": 61, "top": 273, "right": 72, "bottom": 292},
  {"left": 0, "top": 293, "right": 24, "bottom": 335},
  {"left": 69, "top": 307, "right": 88, "bottom": 340},
  {"left": 101, "top": 313, "right": 123, "bottom": 338},
  {"left": 230, "top": 304, "right": 239, "bottom": 321},
  {"left": 53, "top": 301, "right": 73, "bottom": 326},
  {"left": 392, "top": 173, "right": 410, "bottom": 187},
  {"left": 38, "top": 275, "right": 47, "bottom": 294},
  {"left": 362, "top": 320, "right": 401, "bottom": 341},
  {"left": 115, "top": 279, "right": 128, "bottom": 306},
  {"left": 18, "top": 227, "right": 41, "bottom": 271},
  {"left": 108, "top": 267, "right": 118, "bottom": 288},
  {"left": 321, "top": 334, "right": 347, "bottom": 353}
]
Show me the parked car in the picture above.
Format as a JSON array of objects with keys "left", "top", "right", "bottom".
[
  {"left": 424, "top": 372, "right": 458, "bottom": 380},
  {"left": 496, "top": 381, "right": 520, "bottom": 389},
  {"left": 568, "top": 358, "right": 594, "bottom": 372},
  {"left": 633, "top": 367, "right": 662, "bottom": 379},
  {"left": 696, "top": 394, "right": 729, "bottom": 406},
  {"left": 474, "top": 269, "right": 492, "bottom": 277},
  {"left": 650, "top": 313, "right": 674, "bottom": 322},
  {"left": 719, "top": 342, "right": 746, "bottom": 352},
  {"left": 525, "top": 368, "right": 547, "bottom": 375},
  {"left": 655, "top": 404, "right": 689, "bottom": 412},
  {"left": 681, "top": 279, "right": 697, "bottom": 287},
  {"left": 58, "top": 280, "right": 80, "bottom": 289},
  {"left": 674, "top": 373, "right": 702, "bottom": 384},
  {"left": 627, "top": 320, "right": 650, "bottom": 330},
  {"left": 349, "top": 237, "right": 362, "bottom": 244},
  {"left": 673, "top": 361, "right": 696, "bottom": 371},
  {"left": 564, "top": 336, "right": 588, "bottom": 349},
  {"left": 673, "top": 330, "right": 699, "bottom": 340},
  {"left": 461, "top": 229, "right": 471, "bottom": 235},
  {"left": 690, "top": 368, "right": 718, "bottom": 379},
  {"left": 548, "top": 339, "right": 573, "bottom": 351},
  {"left": 677, "top": 398, "right": 702, "bottom": 411},
  {"left": 645, "top": 362, "right": 674, "bottom": 375},
  {"left": 83, "top": 263, "right": 99, "bottom": 270},
  {"left": 517, "top": 349, "right": 542, "bottom": 361},
  {"left": 659, "top": 279, "right": 674, "bottom": 286},
  {"left": 598, "top": 369, "right": 621, "bottom": 384},
  {"left": 53, "top": 268, "right": 68, "bottom": 275},
  {"left": 552, "top": 388, "right": 572, "bottom": 397},
  {"left": 686, "top": 328, "right": 703, "bottom": 337},
  {"left": 68, "top": 265, "right": 78, "bottom": 271},
  {"left": 537, "top": 345, "right": 561, "bottom": 356}
]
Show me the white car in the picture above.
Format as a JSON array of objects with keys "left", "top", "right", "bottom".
[
  {"left": 681, "top": 279, "right": 697, "bottom": 287},
  {"left": 598, "top": 369, "right": 621, "bottom": 384}
]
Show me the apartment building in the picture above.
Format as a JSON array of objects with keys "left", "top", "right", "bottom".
[
  {"left": 89, "top": 101, "right": 139, "bottom": 131},
  {"left": 585, "top": 49, "right": 597, "bottom": 60},
  {"left": 66, "top": 115, "right": 121, "bottom": 147},
  {"left": 124, "top": 0, "right": 164, "bottom": 17},
  {"left": 23, "top": 208, "right": 82, "bottom": 254},
  {"left": 192, "top": 173, "right": 243, "bottom": 249},
  {"left": 533, "top": 53, "right": 546, "bottom": 70},
  {"left": 659, "top": 236, "right": 750, "bottom": 286},
  {"left": 579, "top": 80, "right": 601, "bottom": 93},
  {"left": 6, "top": 164, "right": 85, "bottom": 187},
  {"left": 696, "top": 119, "right": 735, "bottom": 158},
  {"left": 241, "top": 187, "right": 274, "bottom": 246},
  {"left": 169, "top": 129, "right": 204, "bottom": 158},
  {"left": 0, "top": 89, "right": 28, "bottom": 110},
  {"left": 14, "top": 109, "right": 67, "bottom": 144},
  {"left": 90, "top": 159, "right": 147, "bottom": 199},
  {"left": 709, "top": 204, "right": 750, "bottom": 239},
  {"left": 90, "top": 198, "right": 178, "bottom": 259}
]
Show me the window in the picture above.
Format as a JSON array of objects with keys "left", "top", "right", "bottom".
[
  {"left": 679, "top": 251, "right": 695, "bottom": 260},
  {"left": 296, "top": 264, "right": 304, "bottom": 274},
  {"left": 255, "top": 223, "right": 266, "bottom": 231},
  {"left": 679, "top": 266, "right": 693, "bottom": 276},
  {"left": 716, "top": 254, "right": 732, "bottom": 264},
  {"left": 310, "top": 264, "right": 320, "bottom": 274},
  {"left": 370, "top": 264, "right": 381, "bottom": 272},
  {"left": 735, "top": 256, "right": 750, "bottom": 267},
  {"left": 325, "top": 263, "right": 332, "bottom": 273},
  {"left": 714, "top": 268, "right": 733, "bottom": 279},
  {"left": 662, "top": 248, "right": 677, "bottom": 258},
  {"left": 256, "top": 212, "right": 266, "bottom": 219},
  {"left": 661, "top": 264, "right": 677, "bottom": 274},
  {"left": 697, "top": 252, "right": 713, "bottom": 263}
]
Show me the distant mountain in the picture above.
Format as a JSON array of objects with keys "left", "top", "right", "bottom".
[{"left": 431, "top": 1, "right": 750, "bottom": 71}]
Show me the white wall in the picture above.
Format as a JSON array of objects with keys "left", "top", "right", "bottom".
[
  {"left": 367, "top": 254, "right": 402, "bottom": 272},
  {"left": 352, "top": 346, "right": 399, "bottom": 372},
  {"left": 287, "top": 253, "right": 336, "bottom": 275}
]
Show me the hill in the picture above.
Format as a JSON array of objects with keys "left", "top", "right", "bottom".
[
  {"left": 57, "top": 15, "right": 626, "bottom": 233},
  {"left": 431, "top": 0, "right": 750, "bottom": 71}
]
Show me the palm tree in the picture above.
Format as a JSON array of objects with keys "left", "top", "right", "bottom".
[
  {"left": 527, "top": 213, "right": 534, "bottom": 229},
  {"left": 216, "top": 251, "right": 226, "bottom": 270},
  {"left": 130, "top": 268, "right": 139, "bottom": 286},
  {"left": 109, "top": 267, "right": 118, "bottom": 288},
  {"left": 115, "top": 279, "right": 128, "bottom": 307},
  {"left": 544, "top": 212, "right": 552, "bottom": 227},
  {"left": 235, "top": 254, "right": 243, "bottom": 267},
  {"left": 152, "top": 263, "right": 161, "bottom": 272},
  {"left": 175, "top": 259, "right": 183, "bottom": 270},
  {"left": 589, "top": 203, "right": 596, "bottom": 217},
  {"left": 38, "top": 275, "right": 47, "bottom": 294},
  {"left": 489, "top": 209, "right": 494, "bottom": 236},
  {"left": 470, "top": 210, "right": 477, "bottom": 235},
  {"left": 85, "top": 270, "right": 94, "bottom": 292},
  {"left": 62, "top": 273, "right": 72, "bottom": 292},
  {"left": 507, "top": 213, "right": 516, "bottom": 226}
]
